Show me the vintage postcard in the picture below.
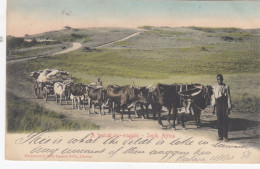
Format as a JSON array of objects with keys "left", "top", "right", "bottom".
[{"left": 5, "top": 0, "right": 260, "bottom": 164}]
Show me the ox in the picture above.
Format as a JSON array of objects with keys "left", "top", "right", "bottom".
[
  {"left": 152, "top": 83, "right": 212, "bottom": 129},
  {"left": 68, "top": 83, "right": 87, "bottom": 110},
  {"left": 151, "top": 84, "right": 180, "bottom": 127},
  {"left": 86, "top": 86, "right": 107, "bottom": 115},
  {"left": 107, "top": 85, "right": 149, "bottom": 121},
  {"left": 134, "top": 90, "right": 153, "bottom": 119},
  {"left": 54, "top": 82, "right": 70, "bottom": 105},
  {"left": 178, "top": 84, "right": 213, "bottom": 127},
  {"left": 178, "top": 84, "right": 213, "bottom": 128}
]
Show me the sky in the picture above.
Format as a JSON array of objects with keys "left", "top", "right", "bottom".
[{"left": 6, "top": 0, "right": 260, "bottom": 37}]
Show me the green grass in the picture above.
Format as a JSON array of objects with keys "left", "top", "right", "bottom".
[
  {"left": 25, "top": 27, "right": 260, "bottom": 113},
  {"left": 178, "top": 45, "right": 214, "bottom": 52},
  {"left": 143, "top": 29, "right": 185, "bottom": 37},
  {"left": 27, "top": 45, "right": 260, "bottom": 79},
  {"left": 83, "top": 37, "right": 92, "bottom": 43},
  {"left": 7, "top": 93, "right": 99, "bottom": 133},
  {"left": 26, "top": 27, "right": 260, "bottom": 79},
  {"left": 190, "top": 26, "right": 242, "bottom": 33},
  {"left": 29, "top": 28, "right": 137, "bottom": 47},
  {"left": 10, "top": 47, "right": 56, "bottom": 58},
  {"left": 31, "top": 30, "right": 90, "bottom": 42},
  {"left": 217, "top": 32, "right": 253, "bottom": 42},
  {"left": 233, "top": 93, "right": 259, "bottom": 114},
  {"left": 190, "top": 26, "right": 253, "bottom": 42},
  {"left": 55, "top": 33, "right": 90, "bottom": 42},
  {"left": 114, "top": 40, "right": 133, "bottom": 47},
  {"left": 139, "top": 26, "right": 185, "bottom": 37}
]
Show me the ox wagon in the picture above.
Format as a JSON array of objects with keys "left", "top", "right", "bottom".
[
  {"left": 33, "top": 80, "right": 63, "bottom": 101},
  {"left": 31, "top": 69, "right": 71, "bottom": 101}
]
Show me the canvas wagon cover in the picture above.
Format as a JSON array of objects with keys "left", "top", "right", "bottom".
[{"left": 30, "top": 69, "right": 70, "bottom": 83}]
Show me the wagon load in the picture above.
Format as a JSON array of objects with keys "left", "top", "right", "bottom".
[
  {"left": 30, "top": 69, "right": 71, "bottom": 100},
  {"left": 30, "top": 69, "right": 70, "bottom": 83}
]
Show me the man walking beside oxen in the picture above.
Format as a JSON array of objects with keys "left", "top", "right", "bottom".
[{"left": 212, "top": 74, "right": 232, "bottom": 142}]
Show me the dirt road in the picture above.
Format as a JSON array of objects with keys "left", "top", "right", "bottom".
[
  {"left": 51, "top": 42, "right": 82, "bottom": 56},
  {"left": 6, "top": 32, "right": 260, "bottom": 148},
  {"left": 95, "top": 32, "right": 142, "bottom": 48}
]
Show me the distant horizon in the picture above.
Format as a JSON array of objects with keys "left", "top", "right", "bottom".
[
  {"left": 7, "top": 0, "right": 260, "bottom": 37},
  {"left": 7, "top": 25, "right": 260, "bottom": 38}
]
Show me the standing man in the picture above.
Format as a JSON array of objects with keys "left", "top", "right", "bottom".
[
  {"left": 96, "top": 77, "right": 103, "bottom": 87},
  {"left": 212, "top": 74, "right": 232, "bottom": 142}
]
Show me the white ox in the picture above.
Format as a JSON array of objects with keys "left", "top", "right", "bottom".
[
  {"left": 54, "top": 82, "right": 70, "bottom": 105},
  {"left": 68, "top": 83, "right": 88, "bottom": 110},
  {"left": 70, "top": 94, "right": 86, "bottom": 110}
]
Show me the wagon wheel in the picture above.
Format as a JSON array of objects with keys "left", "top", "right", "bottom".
[
  {"left": 33, "top": 82, "right": 40, "bottom": 98},
  {"left": 42, "top": 87, "right": 48, "bottom": 101}
]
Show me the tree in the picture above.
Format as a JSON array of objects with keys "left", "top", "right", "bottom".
[
  {"left": 31, "top": 38, "right": 37, "bottom": 44},
  {"left": 64, "top": 26, "right": 72, "bottom": 30},
  {"left": 7, "top": 36, "right": 24, "bottom": 49}
]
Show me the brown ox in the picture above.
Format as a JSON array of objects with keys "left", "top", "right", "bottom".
[
  {"left": 107, "top": 85, "right": 149, "bottom": 121},
  {"left": 152, "top": 83, "right": 212, "bottom": 129}
]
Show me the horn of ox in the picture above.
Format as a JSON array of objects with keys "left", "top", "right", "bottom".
[
  {"left": 180, "top": 85, "right": 183, "bottom": 92},
  {"left": 191, "top": 89, "right": 202, "bottom": 97},
  {"left": 146, "top": 83, "right": 153, "bottom": 89}
]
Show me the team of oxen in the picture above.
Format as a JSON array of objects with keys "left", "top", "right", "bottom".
[{"left": 52, "top": 80, "right": 213, "bottom": 130}]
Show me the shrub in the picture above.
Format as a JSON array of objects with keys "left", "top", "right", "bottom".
[
  {"left": 71, "top": 33, "right": 83, "bottom": 39},
  {"left": 7, "top": 36, "right": 24, "bottom": 49},
  {"left": 222, "top": 36, "right": 234, "bottom": 42},
  {"left": 138, "top": 25, "right": 153, "bottom": 30},
  {"left": 190, "top": 26, "right": 215, "bottom": 33},
  {"left": 64, "top": 26, "right": 72, "bottom": 30}
]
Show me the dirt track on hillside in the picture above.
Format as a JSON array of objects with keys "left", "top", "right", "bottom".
[
  {"left": 6, "top": 32, "right": 260, "bottom": 148},
  {"left": 51, "top": 42, "right": 82, "bottom": 56}
]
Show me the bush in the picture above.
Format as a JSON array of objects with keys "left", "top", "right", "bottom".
[
  {"left": 56, "top": 33, "right": 89, "bottom": 42},
  {"left": 71, "top": 33, "right": 83, "bottom": 39},
  {"left": 7, "top": 36, "right": 25, "bottom": 49},
  {"left": 138, "top": 25, "right": 153, "bottom": 30},
  {"left": 6, "top": 36, "right": 49, "bottom": 51},
  {"left": 190, "top": 27, "right": 242, "bottom": 33},
  {"left": 222, "top": 36, "right": 234, "bottom": 42},
  {"left": 190, "top": 26, "right": 215, "bottom": 33},
  {"left": 64, "top": 26, "right": 72, "bottom": 30}
]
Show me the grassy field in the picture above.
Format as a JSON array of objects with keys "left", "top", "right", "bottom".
[
  {"left": 7, "top": 28, "right": 139, "bottom": 58},
  {"left": 29, "top": 27, "right": 138, "bottom": 47},
  {"left": 7, "top": 43, "right": 72, "bottom": 59},
  {"left": 10, "top": 46, "right": 56, "bottom": 58},
  {"left": 7, "top": 93, "right": 99, "bottom": 133},
  {"left": 25, "top": 27, "right": 260, "bottom": 113},
  {"left": 26, "top": 27, "right": 260, "bottom": 78}
]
